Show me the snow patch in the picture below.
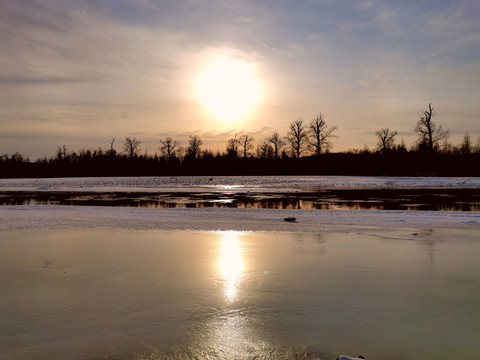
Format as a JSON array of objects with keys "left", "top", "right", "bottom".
[
  {"left": 1, "top": 205, "right": 479, "bottom": 233},
  {"left": 1, "top": 175, "right": 480, "bottom": 193}
]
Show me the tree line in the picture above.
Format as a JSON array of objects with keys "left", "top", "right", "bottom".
[{"left": 1, "top": 103, "right": 480, "bottom": 178}]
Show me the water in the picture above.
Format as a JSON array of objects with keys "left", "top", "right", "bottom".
[
  {"left": 1, "top": 228, "right": 480, "bottom": 359},
  {"left": 2, "top": 188, "right": 480, "bottom": 210},
  {"left": 2, "top": 175, "right": 480, "bottom": 211}
]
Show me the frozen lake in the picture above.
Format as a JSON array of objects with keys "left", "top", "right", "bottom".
[{"left": 1, "top": 227, "right": 480, "bottom": 360}]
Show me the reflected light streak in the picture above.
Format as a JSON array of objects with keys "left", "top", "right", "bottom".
[{"left": 218, "top": 231, "right": 244, "bottom": 300}]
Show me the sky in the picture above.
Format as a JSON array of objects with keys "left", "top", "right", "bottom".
[{"left": 1, "top": 0, "right": 479, "bottom": 159}]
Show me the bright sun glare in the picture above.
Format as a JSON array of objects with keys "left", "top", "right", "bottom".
[
  {"left": 197, "top": 57, "right": 261, "bottom": 122},
  {"left": 218, "top": 231, "right": 244, "bottom": 300}
]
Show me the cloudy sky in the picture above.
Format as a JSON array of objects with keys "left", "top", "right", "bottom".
[{"left": 1, "top": 0, "right": 479, "bottom": 159}]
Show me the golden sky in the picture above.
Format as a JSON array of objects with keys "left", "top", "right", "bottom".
[{"left": 1, "top": 1, "right": 479, "bottom": 159}]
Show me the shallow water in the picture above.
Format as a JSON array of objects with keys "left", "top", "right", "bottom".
[
  {"left": 1, "top": 228, "right": 480, "bottom": 359},
  {"left": 2, "top": 188, "right": 480, "bottom": 211},
  {"left": 2, "top": 175, "right": 480, "bottom": 211}
]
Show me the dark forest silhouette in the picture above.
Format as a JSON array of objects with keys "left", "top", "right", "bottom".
[{"left": 2, "top": 104, "right": 480, "bottom": 178}]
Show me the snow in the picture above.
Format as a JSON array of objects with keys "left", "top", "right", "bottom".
[
  {"left": 1, "top": 175, "right": 479, "bottom": 193},
  {"left": 1, "top": 205, "right": 479, "bottom": 232},
  {"left": 2, "top": 176, "right": 479, "bottom": 233}
]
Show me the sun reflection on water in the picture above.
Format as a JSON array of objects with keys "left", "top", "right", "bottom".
[{"left": 218, "top": 231, "right": 244, "bottom": 300}]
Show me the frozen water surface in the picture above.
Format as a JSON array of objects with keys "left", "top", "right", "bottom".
[
  {"left": 1, "top": 175, "right": 480, "bottom": 192},
  {"left": 1, "top": 228, "right": 479, "bottom": 360},
  {"left": 1, "top": 205, "right": 480, "bottom": 232},
  {"left": 1, "top": 176, "right": 480, "bottom": 359}
]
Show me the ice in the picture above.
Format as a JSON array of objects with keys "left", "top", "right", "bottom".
[
  {"left": 2, "top": 175, "right": 479, "bottom": 232},
  {"left": 1, "top": 205, "right": 479, "bottom": 232},
  {"left": 1, "top": 176, "right": 480, "bottom": 360},
  {"left": 1, "top": 175, "right": 480, "bottom": 193}
]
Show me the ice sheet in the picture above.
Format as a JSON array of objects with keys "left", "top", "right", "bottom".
[
  {"left": 1, "top": 175, "right": 480, "bottom": 193},
  {"left": 1, "top": 205, "right": 479, "bottom": 232}
]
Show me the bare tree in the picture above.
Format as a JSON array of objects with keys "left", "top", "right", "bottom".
[
  {"left": 107, "top": 138, "right": 117, "bottom": 157},
  {"left": 375, "top": 128, "right": 398, "bottom": 153},
  {"left": 267, "top": 132, "right": 286, "bottom": 159},
  {"left": 123, "top": 137, "right": 141, "bottom": 158},
  {"left": 238, "top": 134, "right": 255, "bottom": 158},
  {"left": 186, "top": 135, "right": 203, "bottom": 159},
  {"left": 475, "top": 136, "right": 480, "bottom": 154},
  {"left": 7, "top": 152, "right": 27, "bottom": 162},
  {"left": 414, "top": 103, "right": 449, "bottom": 152},
  {"left": 459, "top": 133, "right": 472, "bottom": 155},
  {"left": 396, "top": 138, "right": 407, "bottom": 152},
  {"left": 287, "top": 119, "right": 308, "bottom": 158},
  {"left": 159, "top": 137, "right": 180, "bottom": 162},
  {"left": 308, "top": 113, "right": 338, "bottom": 155},
  {"left": 226, "top": 135, "right": 239, "bottom": 158},
  {"left": 56, "top": 145, "right": 68, "bottom": 160},
  {"left": 257, "top": 141, "right": 274, "bottom": 158}
]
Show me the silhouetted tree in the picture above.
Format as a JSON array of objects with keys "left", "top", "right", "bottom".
[
  {"left": 203, "top": 149, "right": 215, "bottom": 159},
  {"left": 257, "top": 141, "right": 273, "bottom": 158},
  {"left": 308, "top": 114, "right": 338, "bottom": 155},
  {"left": 238, "top": 134, "right": 255, "bottom": 158},
  {"left": 360, "top": 145, "right": 372, "bottom": 155},
  {"left": 441, "top": 141, "right": 456, "bottom": 155},
  {"left": 123, "top": 137, "right": 141, "bottom": 158},
  {"left": 267, "top": 132, "right": 286, "bottom": 160},
  {"left": 414, "top": 103, "right": 449, "bottom": 152},
  {"left": 395, "top": 139, "right": 407, "bottom": 152},
  {"left": 9, "top": 152, "right": 28, "bottom": 162},
  {"left": 56, "top": 145, "right": 68, "bottom": 161},
  {"left": 459, "top": 133, "right": 472, "bottom": 155},
  {"left": 226, "top": 135, "right": 239, "bottom": 158},
  {"left": 375, "top": 128, "right": 398, "bottom": 153},
  {"left": 287, "top": 119, "right": 308, "bottom": 158},
  {"left": 475, "top": 136, "right": 480, "bottom": 154},
  {"left": 186, "top": 135, "right": 202, "bottom": 159},
  {"left": 159, "top": 137, "right": 180, "bottom": 162},
  {"left": 107, "top": 138, "right": 117, "bottom": 157}
]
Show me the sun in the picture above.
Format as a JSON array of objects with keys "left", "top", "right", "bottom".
[{"left": 196, "top": 57, "right": 261, "bottom": 122}]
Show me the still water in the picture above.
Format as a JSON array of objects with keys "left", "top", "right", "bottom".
[
  {"left": 1, "top": 228, "right": 480, "bottom": 359},
  {"left": 2, "top": 188, "right": 480, "bottom": 211}
]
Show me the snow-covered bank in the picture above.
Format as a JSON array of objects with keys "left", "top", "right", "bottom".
[
  {"left": 2, "top": 205, "right": 479, "bottom": 233},
  {"left": 1, "top": 175, "right": 479, "bottom": 193}
]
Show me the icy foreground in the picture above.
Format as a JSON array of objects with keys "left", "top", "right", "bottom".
[{"left": 1, "top": 205, "right": 479, "bottom": 232}]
